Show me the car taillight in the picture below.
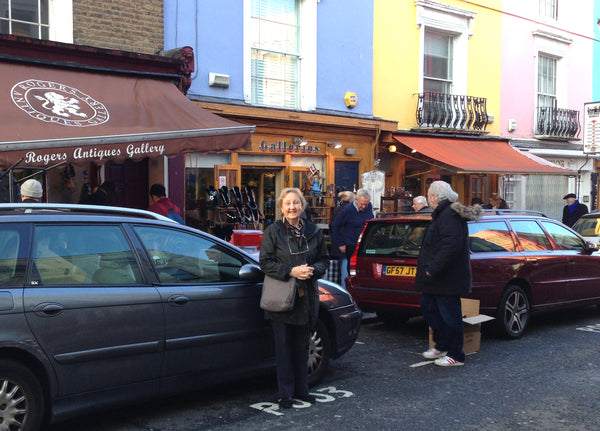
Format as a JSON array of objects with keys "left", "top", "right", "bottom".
[
  {"left": 349, "top": 225, "right": 367, "bottom": 276},
  {"left": 349, "top": 249, "right": 358, "bottom": 276}
]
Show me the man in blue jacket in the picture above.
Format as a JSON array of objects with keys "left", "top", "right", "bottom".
[{"left": 331, "top": 188, "right": 373, "bottom": 288}]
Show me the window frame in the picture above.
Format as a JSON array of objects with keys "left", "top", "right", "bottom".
[
  {"left": 0, "top": 0, "right": 72, "bottom": 43},
  {"left": 415, "top": 0, "right": 476, "bottom": 96},
  {"left": 537, "top": 54, "right": 557, "bottom": 109},
  {"left": 30, "top": 223, "right": 142, "bottom": 286},
  {"left": 423, "top": 30, "right": 454, "bottom": 94},
  {"left": 133, "top": 225, "right": 248, "bottom": 284},
  {"left": 243, "top": 0, "right": 316, "bottom": 110},
  {"left": 539, "top": 0, "right": 558, "bottom": 20}
]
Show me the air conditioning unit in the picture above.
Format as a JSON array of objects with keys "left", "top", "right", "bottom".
[{"left": 208, "top": 73, "right": 230, "bottom": 88}]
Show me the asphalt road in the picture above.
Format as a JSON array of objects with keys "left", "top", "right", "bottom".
[{"left": 53, "top": 307, "right": 600, "bottom": 431}]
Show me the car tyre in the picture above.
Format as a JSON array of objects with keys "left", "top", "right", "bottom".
[
  {"left": 495, "top": 285, "right": 530, "bottom": 339},
  {"left": 0, "top": 360, "right": 45, "bottom": 431},
  {"left": 308, "top": 319, "right": 331, "bottom": 386}
]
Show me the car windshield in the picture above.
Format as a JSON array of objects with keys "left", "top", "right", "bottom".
[
  {"left": 572, "top": 218, "right": 599, "bottom": 237},
  {"left": 360, "top": 220, "right": 429, "bottom": 257}
]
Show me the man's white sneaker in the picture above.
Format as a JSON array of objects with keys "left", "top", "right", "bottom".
[
  {"left": 422, "top": 348, "right": 447, "bottom": 359},
  {"left": 434, "top": 356, "right": 464, "bottom": 367}
]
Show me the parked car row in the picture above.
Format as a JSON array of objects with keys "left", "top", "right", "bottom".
[
  {"left": 346, "top": 209, "right": 600, "bottom": 339},
  {"left": 0, "top": 204, "right": 360, "bottom": 431}
]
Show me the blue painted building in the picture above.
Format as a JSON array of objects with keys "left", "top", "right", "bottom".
[{"left": 164, "top": 0, "right": 396, "bottom": 232}]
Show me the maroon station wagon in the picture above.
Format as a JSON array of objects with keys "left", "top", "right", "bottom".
[{"left": 346, "top": 210, "right": 600, "bottom": 338}]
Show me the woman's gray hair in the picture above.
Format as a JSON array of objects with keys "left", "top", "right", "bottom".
[
  {"left": 413, "top": 195, "right": 427, "bottom": 206},
  {"left": 356, "top": 188, "right": 371, "bottom": 200},
  {"left": 338, "top": 191, "right": 355, "bottom": 202},
  {"left": 428, "top": 181, "right": 458, "bottom": 203},
  {"left": 277, "top": 187, "right": 306, "bottom": 210}
]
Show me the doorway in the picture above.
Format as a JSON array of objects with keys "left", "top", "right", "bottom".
[
  {"left": 335, "top": 161, "right": 359, "bottom": 194},
  {"left": 241, "top": 167, "right": 283, "bottom": 227}
]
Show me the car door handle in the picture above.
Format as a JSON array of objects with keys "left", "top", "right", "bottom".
[
  {"left": 525, "top": 257, "right": 539, "bottom": 264},
  {"left": 168, "top": 295, "right": 190, "bottom": 305},
  {"left": 33, "top": 303, "right": 64, "bottom": 317}
]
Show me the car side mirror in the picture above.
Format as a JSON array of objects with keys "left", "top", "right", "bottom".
[
  {"left": 585, "top": 241, "right": 599, "bottom": 253},
  {"left": 239, "top": 263, "right": 264, "bottom": 281}
]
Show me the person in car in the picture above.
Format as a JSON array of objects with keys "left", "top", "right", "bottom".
[
  {"left": 259, "top": 187, "right": 328, "bottom": 409},
  {"left": 562, "top": 193, "right": 588, "bottom": 227},
  {"left": 415, "top": 181, "right": 483, "bottom": 367}
]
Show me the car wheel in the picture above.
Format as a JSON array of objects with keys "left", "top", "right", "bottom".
[
  {"left": 308, "top": 319, "right": 331, "bottom": 386},
  {"left": 0, "top": 360, "right": 45, "bottom": 431},
  {"left": 495, "top": 285, "right": 530, "bottom": 339}
]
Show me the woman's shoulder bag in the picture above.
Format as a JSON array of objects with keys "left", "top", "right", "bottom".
[{"left": 260, "top": 275, "right": 297, "bottom": 312}]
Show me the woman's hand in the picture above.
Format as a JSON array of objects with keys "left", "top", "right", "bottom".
[{"left": 290, "top": 264, "right": 314, "bottom": 280}]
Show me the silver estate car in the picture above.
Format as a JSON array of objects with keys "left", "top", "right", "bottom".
[{"left": 0, "top": 204, "right": 360, "bottom": 431}]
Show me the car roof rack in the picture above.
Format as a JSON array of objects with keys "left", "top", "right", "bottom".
[
  {"left": 481, "top": 209, "right": 548, "bottom": 217},
  {"left": 0, "top": 203, "right": 175, "bottom": 222}
]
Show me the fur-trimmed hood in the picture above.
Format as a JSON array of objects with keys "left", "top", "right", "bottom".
[{"left": 450, "top": 201, "right": 484, "bottom": 221}]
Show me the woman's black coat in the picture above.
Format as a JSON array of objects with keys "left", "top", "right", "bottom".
[
  {"left": 259, "top": 219, "right": 329, "bottom": 327},
  {"left": 414, "top": 200, "right": 482, "bottom": 296}
]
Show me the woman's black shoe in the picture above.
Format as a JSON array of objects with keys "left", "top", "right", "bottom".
[
  {"left": 295, "top": 394, "right": 316, "bottom": 403},
  {"left": 278, "top": 397, "right": 293, "bottom": 409}
]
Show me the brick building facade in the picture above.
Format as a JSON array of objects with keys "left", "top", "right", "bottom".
[{"left": 72, "top": 0, "right": 163, "bottom": 54}]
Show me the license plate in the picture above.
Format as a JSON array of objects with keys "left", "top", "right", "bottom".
[{"left": 383, "top": 265, "right": 416, "bottom": 277}]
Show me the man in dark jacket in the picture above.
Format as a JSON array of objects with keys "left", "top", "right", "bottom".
[
  {"left": 331, "top": 188, "right": 373, "bottom": 287},
  {"left": 562, "top": 193, "right": 588, "bottom": 227},
  {"left": 328, "top": 191, "right": 355, "bottom": 286},
  {"left": 414, "top": 181, "right": 483, "bottom": 367}
]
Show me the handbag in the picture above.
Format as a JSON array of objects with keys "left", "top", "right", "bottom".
[{"left": 260, "top": 274, "right": 297, "bottom": 312}]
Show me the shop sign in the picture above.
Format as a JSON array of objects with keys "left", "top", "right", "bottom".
[
  {"left": 258, "top": 140, "right": 320, "bottom": 154},
  {"left": 11, "top": 79, "right": 109, "bottom": 127},
  {"left": 584, "top": 101, "right": 600, "bottom": 154},
  {"left": 20, "top": 142, "right": 165, "bottom": 166}
]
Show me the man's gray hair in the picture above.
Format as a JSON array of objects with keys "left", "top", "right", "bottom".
[
  {"left": 356, "top": 188, "right": 371, "bottom": 200},
  {"left": 428, "top": 181, "right": 458, "bottom": 203},
  {"left": 413, "top": 195, "right": 427, "bottom": 206}
]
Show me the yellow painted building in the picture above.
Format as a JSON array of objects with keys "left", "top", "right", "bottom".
[{"left": 372, "top": 0, "right": 506, "bottom": 204}]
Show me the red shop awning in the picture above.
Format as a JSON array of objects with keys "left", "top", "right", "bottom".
[
  {"left": 392, "top": 135, "right": 574, "bottom": 175},
  {"left": 0, "top": 60, "right": 254, "bottom": 169}
]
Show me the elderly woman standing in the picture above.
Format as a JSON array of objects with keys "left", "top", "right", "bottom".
[{"left": 259, "top": 187, "right": 329, "bottom": 409}]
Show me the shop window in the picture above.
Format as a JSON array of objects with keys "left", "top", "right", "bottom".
[
  {"left": 470, "top": 176, "right": 484, "bottom": 204},
  {"left": 0, "top": 0, "right": 72, "bottom": 42}
]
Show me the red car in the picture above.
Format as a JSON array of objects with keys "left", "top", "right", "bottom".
[{"left": 346, "top": 210, "right": 600, "bottom": 338}]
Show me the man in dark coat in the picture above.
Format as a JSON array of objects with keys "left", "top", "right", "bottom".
[
  {"left": 331, "top": 188, "right": 373, "bottom": 288},
  {"left": 562, "top": 193, "right": 588, "bottom": 227},
  {"left": 414, "top": 181, "right": 483, "bottom": 367}
]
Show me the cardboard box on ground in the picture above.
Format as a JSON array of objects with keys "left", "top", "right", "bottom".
[{"left": 428, "top": 298, "right": 495, "bottom": 355}]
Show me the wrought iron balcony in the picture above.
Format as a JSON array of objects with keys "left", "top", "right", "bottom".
[
  {"left": 535, "top": 106, "right": 580, "bottom": 139},
  {"left": 416, "top": 92, "right": 488, "bottom": 132}
]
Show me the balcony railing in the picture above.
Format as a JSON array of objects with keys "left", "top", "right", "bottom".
[
  {"left": 535, "top": 106, "right": 580, "bottom": 139},
  {"left": 416, "top": 92, "right": 488, "bottom": 132}
]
